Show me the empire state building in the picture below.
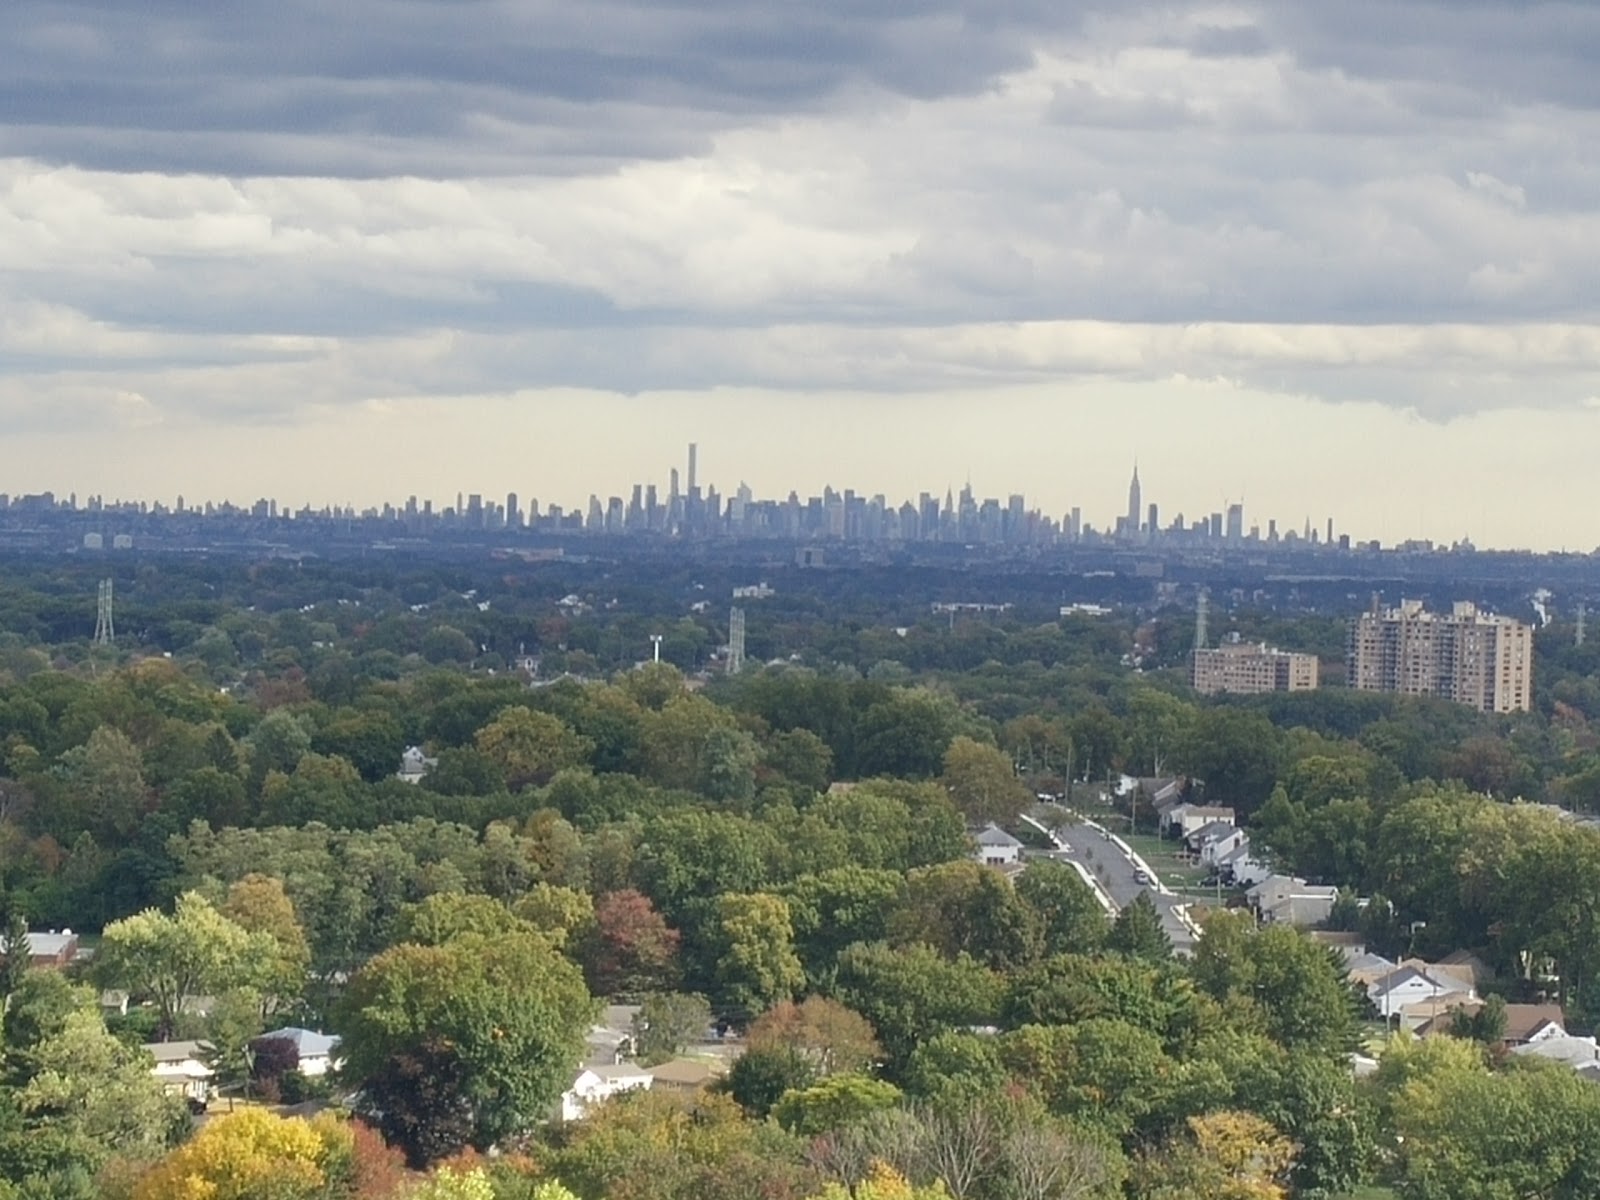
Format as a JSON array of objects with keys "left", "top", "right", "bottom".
[{"left": 1125, "top": 465, "right": 1141, "bottom": 539}]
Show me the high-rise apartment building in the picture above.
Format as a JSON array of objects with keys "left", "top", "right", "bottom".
[
  {"left": 1348, "top": 600, "right": 1533, "bottom": 713},
  {"left": 1192, "top": 636, "right": 1319, "bottom": 696}
]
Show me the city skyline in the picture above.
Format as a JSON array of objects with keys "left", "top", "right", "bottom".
[
  {"left": 0, "top": 441, "right": 1469, "bottom": 555},
  {"left": 5, "top": 2, "right": 1600, "bottom": 550}
]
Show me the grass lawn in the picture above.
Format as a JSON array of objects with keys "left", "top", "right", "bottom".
[{"left": 1120, "top": 831, "right": 1211, "bottom": 888}]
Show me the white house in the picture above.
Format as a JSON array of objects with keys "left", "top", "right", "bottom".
[
  {"left": 144, "top": 1040, "right": 213, "bottom": 1108},
  {"left": 1368, "top": 966, "right": 1475, "bottom": 1025},
  {"left": 561, "top": 1063, "right": 653, "bottom": 1120},
  {"left": 396, "top": 746, "right": 437, "bottom": 785},
  {"left": 972, "top": 823, "right": 1024, "bottom": 867},
  {"left": 256, "top": 1027, "right": 342, "bottom": 1077},
  {"left": 1162, "top": 804, "right": 1235, "bottom": 839},
  {"left": 1188, "top": 822, "right": 1247, "bottom": 866},
  {"left": 1213, "top": 842, "right": 1274, "bottom": 887}
]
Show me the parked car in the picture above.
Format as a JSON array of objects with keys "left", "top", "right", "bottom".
[{"left": 1133, "top": 869, "right": 1151, "bottom": 885}]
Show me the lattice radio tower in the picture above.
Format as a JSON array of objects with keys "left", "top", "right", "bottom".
[
  {"left": 1194, "top": 588, "right": 1209, "bottom": 651},
  {"left": 728, "top": 606, "right": 746, "bottom": 675},
  {"left": 93, "top": 579, "right": 115, "bottom": 646}
]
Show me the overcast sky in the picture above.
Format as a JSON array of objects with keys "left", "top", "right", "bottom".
[{"left": 3, "top": 0, "right": 1599, "bottom": 549}]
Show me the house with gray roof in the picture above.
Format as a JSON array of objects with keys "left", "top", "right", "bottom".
[{"left": 972, "top": 823, "right": 1024, "bottom": 867}]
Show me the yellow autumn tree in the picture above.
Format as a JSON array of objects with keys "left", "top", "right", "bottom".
[
  {"left": 131, "top": 1108, "right": 352, "bottom": 1200},
  {"left": 1134, "top": 1110, "right": 1295, "bottom": 1200},
  {"left": 813, "top": 1162, "right": 951, "bottom": 1199}
]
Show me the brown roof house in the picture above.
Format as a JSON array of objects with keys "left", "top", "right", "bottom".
[
  {"left": 647, "top": 1057, "right": 727, "bottom": 1094},
  {"left": 0, "top": 930, "right": 80, "bottom": 970}
]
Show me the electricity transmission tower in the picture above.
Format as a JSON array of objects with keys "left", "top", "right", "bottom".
[
  {"left": 93, "top": 579, "right": 115, "bottom": 646},
  {"left": 728, "top": 607, "right": 746, "bottom": 675}
]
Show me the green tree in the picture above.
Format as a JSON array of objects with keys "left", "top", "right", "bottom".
[
  {"left": 711, "top": 892, "right": 805, "bottom": 1014},
  {"left": 0, "top": 896, "right": 28, "bottom": 1002},
  {"left": 53, "top": 725, "right": 148, "bottom": 842},
  {"left": 783, "top": 867, "right": 905, "bottom": 984},
  {"left": 340, "top": 931, "right": 595, "bottom": 1164},
  {"left": 1015, "top": 858, "right": 1110, "bottom": 957},
  {"left": 95, "top": 891, "right": 267, "bottom": 1040},
  {"left": 0, "top": 976, "right": 185, "bottom": 1187},
  {"left": 724, "top": 1045, "right": 818, "bottom": 1117},
  {"left": 832, "top": 942, "right": 1002, "bottom": 1075},
  {"left": 475, "top": 707, "right": 592, "bottom": 791},
  {"left": 1449, "top": 994, "right": 1509, "bottom": 1045},
  {"left": 1000, "top": 1017, "right": 1177, "bottom": 1140},
  {"left": 772, "top": 1073, "right": 902, "bottom": 1136},
  {"left": 699, "top": 726, "right": 760, "bottom": 804},
  {"left": 219, "top": 872, "right": 310, "bottom": 1015},
  {"left": 1192, "top": 917, "right": 1362, "bottom": 1057},
  {"left": 889, "top": 860, "right": 1040, "bottom": 971},
  {"left": 1389, "top": 1049, "right": 1600, "bottom": 1200},
  {"left": 1107, "top": 893, "right": 1172, "bottom": 963},
  {"left": 764, "top": 728, "right": 834, "bottom": 792},
  {"left": 390, "top": 891, "right": 532, "bottom": 947},
  {"left": 633, "top": 991, "right": 712, "bottom": 1063},
  {"left": 939, "top": 736, "right": 1031, "bottom": 825}
]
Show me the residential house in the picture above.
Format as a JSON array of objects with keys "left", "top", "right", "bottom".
[
  {"left": 396, "top": 746, "right": 437, "bottom": 785},
  {"left": 255, "top": 1027, "right": 342, "bottom": 1077},
  {"left": 1417, "top": 1002, "right": 1567, "bottom": 1047},
  {"left": 1213, "top": 842, "right": 1274, "bottom": 887},
  {"left": 1342, "top": 951, "right": 1401, "bottom": 991},
  {"left": 144, "top": 1040, "right": 214, "bottom": 1109},
  {"left": 647, "top": 1058, "right": 727, "bottom": 1094},
  {"left": 1512, "top": 1034, "right": 1600, "bottom": 1072},
  {"left": 1310, "top": 931, "right": 1367, "bottom": 955},
  {"left": 1368, "top": 964, "right": 1475, "bottom": 1026},
  {"left": 972, "top": 823, "right": 1024, "bottom": 868},
  {"left": 1264, "top": 889, "right": 1340, "bottom": 927},
  {"left": 1187, "top": 822, "right": 1247, "bottom": 867},
  {"left": 560, "top": 1063, "right": 653, "bottom": 1120},
  {"left": 1247, "top": 874, "right": 1339, "bottom": 927},
  {"left": 1162, "top": 804, "right": 1236, "bottom": 840},
  {"left": 1434, "top": 948, "right": 1495, "bottom": 992},
  {"left": 0, "top": 930, "right": 80, "bottom": 970}
]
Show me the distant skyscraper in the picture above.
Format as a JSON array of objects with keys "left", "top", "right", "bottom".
[
  {"left": 1126, "top": 464, "right": 1141, "bottom": 537},
  {"left": 506, "top": 492, "right": 520, "bottom": 529},
  {"left": 687, "top": 443, "right": 698, "bottom": 494},
  {"left": 1226, "top": 503, "right": 1244, "bottom": 542},
  {"left": 1147, "top": 502, "right": 1159, "bottom": 539}
]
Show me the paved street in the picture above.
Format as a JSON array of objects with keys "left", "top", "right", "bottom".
[{"left": 1043, "top": 816, "right": 1197, "bottom": 954}]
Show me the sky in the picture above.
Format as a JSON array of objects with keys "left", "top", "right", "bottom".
[{"left": 3, "top": 0, "right": 1600, "bottom": 550}]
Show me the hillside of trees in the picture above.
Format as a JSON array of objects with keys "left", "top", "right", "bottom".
[{"left": 0, "top": 556, "right": 1598, "bottom": 1198}]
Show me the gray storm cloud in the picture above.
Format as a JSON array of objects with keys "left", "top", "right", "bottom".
[{"left": 0, "top": 0, "right": 1598, "bottom": 434}]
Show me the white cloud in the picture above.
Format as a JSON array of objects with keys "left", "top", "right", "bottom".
[{"left": 1, "top": 0, "right": 1599, "bottom": 545}]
